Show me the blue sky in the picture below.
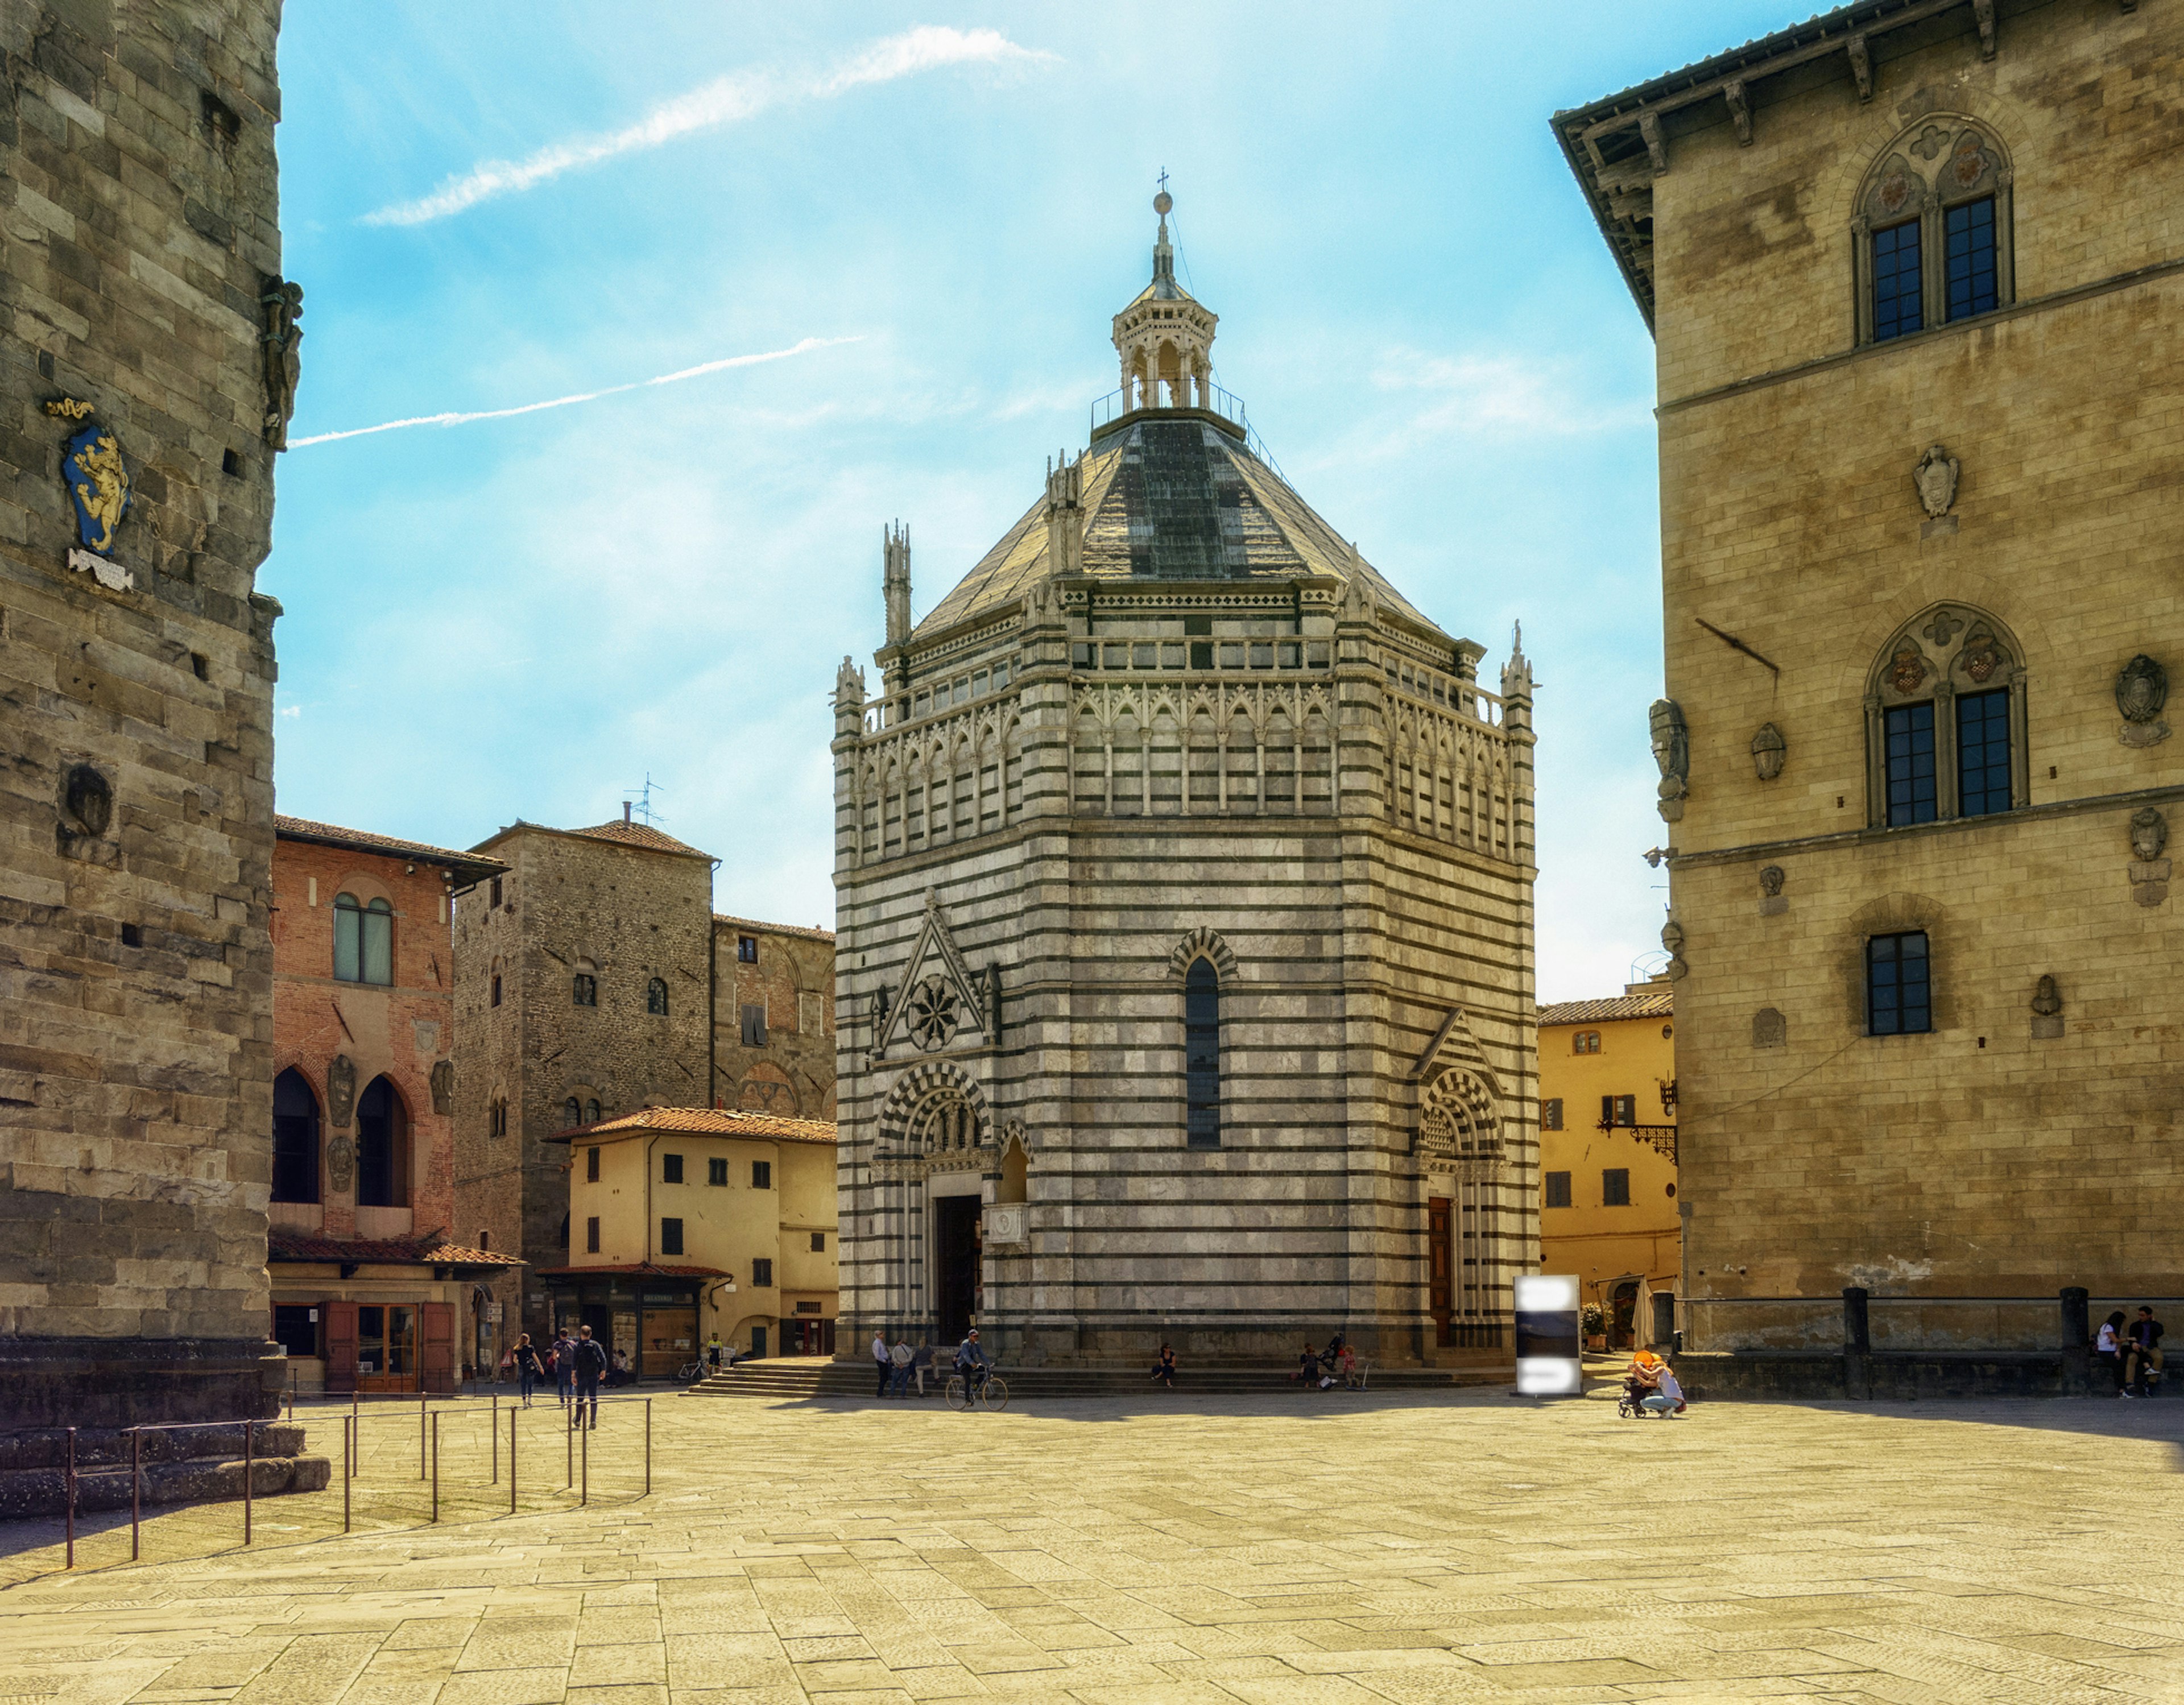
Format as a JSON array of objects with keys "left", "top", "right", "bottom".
[{"left": 268, "top": 3, "right": 1800, "bottom": 1003}]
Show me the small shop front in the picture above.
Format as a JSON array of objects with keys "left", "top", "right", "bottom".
[
  {"left": 537, "top": 1263, "right": 722, "bottom": 1381},
  {"left": 268, "top": 1233, "right": 523, "bottom": 1395}
]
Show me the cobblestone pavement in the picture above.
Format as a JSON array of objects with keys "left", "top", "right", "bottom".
[{"left": 3, "top": 1384, "right": 2182, "bottom": 1703}]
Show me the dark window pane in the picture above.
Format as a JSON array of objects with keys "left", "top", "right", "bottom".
[
  {"left": 647, "top": 977, "right": 668, "bottom": 1016},
  {"left": 1541, "top": 1098, "right": 1563, "bottom": 1131},
  {"left": 660, "top": 1217, "right": 683, "bottom": 1256},
  {"left": 1602, "top": 1169, "right": 1631, "bottom": 1207},
  {"left": 1185, "top": 958, "right": 1219, "bottom": 1148},
  {"left": 585, "top": 1099, "right": 601, "bottom": 1124},
  {"left": 1544, "top": 1171, "right": 1571, "bottom": 1209},
  {"left": 662, "top": 1152, "right": 682, "bottom": 1184},
  {"left": 362, "top": 899, "right": 392, "bottom": 986},
  {"left": 563, "top": 1097, "right": 581, "bottom": 1128},
  {"left": 1957, "top": 688, "right": 2012, "bottom": 816},
  {"left": 355, "top": 1076, "right": 408, "bottom": 1207},
  {"left": 1945, "top": 196, "right": 1998, "bottom": 320},
  {"left": 585, "top": 1216, "right": 600, "bottom": 1253},
  {"left": 751, "top": 1161, "right": 771, "bottom": 1189},
  {"left": 1868, "top": 932, "right": 1932, "bottom": 1036},
  {"left": 573, "top": 974, "right": 596, "bottom": 1007},
  {"left": 708, "top": 1157, "right": 727, "bottom": 1186},
  {"left": 271, "top": 1303, "right": 318, "bottom": 1359},
  {"left": 1873, "top": 220, "right": 1924, "bottom": 341},
  {"left": 1884, "top": 702, "right": 1938, "bottom": 825},
  {"left": 333, "top": 893, "right": 361, "bottom": 982},
  {"left": 586, "top": 1146, "right": 599, "bottom": 1182},
  {"left": 753, "top": 1259, "right": 773, "bottom": 1286},
  {"left": 271, "top": 1067, "right": 320, "bottom": 1204}
]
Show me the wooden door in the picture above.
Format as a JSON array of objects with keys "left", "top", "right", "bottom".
[
  {"left": 323, "top": 1301, "right": 359, "bottom": 1394},
  {"left": 1428, "top": 1198, "right": 1453, "bottom": 1347},
  {"left": 420, "top": 1301, "right": 456, "bottom": 1394}
]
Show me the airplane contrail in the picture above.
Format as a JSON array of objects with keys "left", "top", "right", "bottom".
[{"left": 288, "top": 336, "right": 863, "bottom": 448}]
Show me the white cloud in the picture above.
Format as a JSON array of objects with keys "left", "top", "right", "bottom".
[
  {"left": 363, "top": 27, "right": 1054, "bottom": 226},
  {"left": 288, "top": 334, "right": 863, "bottom": 447}
]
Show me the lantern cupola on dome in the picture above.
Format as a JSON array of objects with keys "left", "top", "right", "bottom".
[{"left": 1112, "top": 189, "right": 1218, "bottom": 413}]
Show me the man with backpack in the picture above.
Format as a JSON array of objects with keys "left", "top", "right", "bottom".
[{"left": 569, "top": 1324, "right": 609, "bottom": 1429}]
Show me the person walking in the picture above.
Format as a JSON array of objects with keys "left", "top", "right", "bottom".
[
  {"left": 570, "top": 1324, "right": 609, "bottom": 1429},
  {"left": 2096, "top": 1310, "right": 2128, "bottom": 1393},
  {"left": 512, "top": 1333, "right": 545, "bottom": 1408},
  {"left": 889, "top": 1338, "right": 915, "bottom": 1397},
  {"left": 552, "top": 1325, "right": 577, "bottom": 1408},
  {"left": 872, "top": 1330, "right": 892, "bottom": 1397},
  {"left": 2123, "top": 1305, "right": 2165, "bottom": 1398},
  {"left": 910, "top": 1340, "right": 934, "bottom": 1397}
]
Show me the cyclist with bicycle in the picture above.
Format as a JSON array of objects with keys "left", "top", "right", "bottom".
[{"left": 954, "top": 1329, "right": 991, "bottom": 1403}]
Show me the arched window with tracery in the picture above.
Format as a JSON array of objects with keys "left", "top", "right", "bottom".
[
  {"left": 1184, "top": 958, "right": 1221, "bottom": 1148},
  {"left": 1853, "top": 118, "right": 2013, "bottom": 346},
  {"left": 1864, "top": 605, "right": 2025, "bottom": 828}
]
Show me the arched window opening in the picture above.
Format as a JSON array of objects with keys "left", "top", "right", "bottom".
[
  {"left": 572, "top": 973, "right": 597, "bottom": 1007},
  {"left": 355, "top": 1075, "right": 410, "bottom": 1208},
  {"left": 585, "top": 1098, "right": 602, "bottom": 1125},
  {"left": 271, "top": 1067, "right": 320, "bottom": 1204},
  {"left": 562, "top": 1096, "right": 581, "bottom": 1129},
  {"left": 998, "top": 1136, "right": 1029, "bottom": 1205},
  {"left": 1866, "top": 607, "right": 2024, "bottom": 829},
  {"left": 646, "top": 976, "right": 669, "bottom": 1016},
  {"left": 1854, "top": 120, "right": 2013, "bottom": 346},
  {"left": 488, "top": 1097, "right": 508, "bottom": 1140},
  {"left": 1184, "top": 958, "right": 1220, "bottom": 1149},
  {"left": 333, "top": 892, "right": 393, "bottom": 985}
]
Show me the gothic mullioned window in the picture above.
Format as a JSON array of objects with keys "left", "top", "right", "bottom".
[
  {"left": 333, "top": 892, "right": 392, "bottom": 984},
  {"left": 271, "top": 1067, "right": 320, "bottom": 1204},
  {"left": 1854, "top": 119, "right": 2012, "bottom": 346},
  {"left": 1866, "top": 606, "right": 2025, "bottom": 830}
]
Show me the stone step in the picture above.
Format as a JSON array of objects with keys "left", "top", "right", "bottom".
[
  {"left": 0, "top": 1423, "right": 330, "bottom": 1519},
  {"left": 695, "top": 1362, "right": 1509, "bottom": 1401}
]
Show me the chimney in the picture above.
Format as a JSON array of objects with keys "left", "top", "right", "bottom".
[{"left": 623, "top": 801, "right": 632, "bottom": 824}]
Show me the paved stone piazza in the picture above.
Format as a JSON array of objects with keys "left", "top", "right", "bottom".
[{"left": 3, "top": 1381, "right": 2182, "bottom": 1704}]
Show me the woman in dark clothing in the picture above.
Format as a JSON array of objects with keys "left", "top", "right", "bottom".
[
  {"left": 512, "top": 1334, "right": 545, "bottom": 1408},
  {"left": 1150, "top": 1344, "right": 1177, "bottom": 1388}
]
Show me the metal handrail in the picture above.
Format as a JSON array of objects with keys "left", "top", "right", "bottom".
[{"left": 1085, "top": 384, "right": 1291, "bottom": 489}]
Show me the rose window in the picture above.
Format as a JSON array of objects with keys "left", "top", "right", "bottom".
[{"left": 907, "top": 978, "right": 961, "bottom": 1051}]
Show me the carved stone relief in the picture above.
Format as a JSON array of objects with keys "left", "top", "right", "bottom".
[
  {"left": 260, "top": 279, "right": 303, "bottom": 450},
  {"left": 2116, "top": 654, "right": 2170, "bottom": 748},
  {"left": 1660, "top": 918, "right": 1688, "bottom": 981},
  {"left": 1649, "top": 699, "right": 1689, "bottom": 822},
  {"left": 2129, "top": 806, "right": 2170, "bottom": 907},
  {"left": 327, "top": 1053, "right": 357, "bottom": 1128},
  {"left": 1750, "top": 722, "right": 1785, "bottom": 782},
  {"left": 1759, "top": 864, "right": 1787, "bottom": 917},
  {"left": 1914, "top": 444, "right": 1960, "bottom": 520},
  {"left": 1752, "top": 1007, "right": 1786, "bottom": 1049},
  {"left": 429, "top": 1058, "right": 454, "bottom": 1116},
  {"left": 2030, "top": 974, "right": 2063, "bottom": 1040},
  {"left": 325, "top": 1133, "right": 355, "bottom": 1195}
]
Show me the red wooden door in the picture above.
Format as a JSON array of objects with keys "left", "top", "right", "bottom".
[
  {"left": 1428, "top": 1198, "right": 1453, "bottom": 1347},
  {"left": 324, "top": 1301, "right": 359, "bottom": 1394},
  {"left": 420, "top": 1301, "right": 456, "bottom": 1394}
]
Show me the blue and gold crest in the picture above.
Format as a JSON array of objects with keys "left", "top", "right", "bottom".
[{"left": 46, "top": 399, "right": 130, "bottom": 553}]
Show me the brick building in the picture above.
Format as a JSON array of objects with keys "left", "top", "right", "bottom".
[
  {"left": 1557, "top": 1, "right": 2183, "bottom": 1392},
  {"left": 267, "top": 817, "right": 517, "bottom": 1393},
  {"left": 712, "top": 914, "right": 837, "bottom": 1120},
  {"left": 1, "top": 1, "right": 295, "bottom": 1427}
]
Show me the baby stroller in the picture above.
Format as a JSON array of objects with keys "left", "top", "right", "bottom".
[{"left": 1618, "top": 1354, "right": 1684, "bottom": 1418}]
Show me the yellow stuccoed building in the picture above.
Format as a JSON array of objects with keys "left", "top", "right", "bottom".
[
  {"left": 543, "top": 1108, "right": 838, "bottom": 1372},
  {"left": 1537, "top": 983, "right": 1678, "bottom": 1351}
]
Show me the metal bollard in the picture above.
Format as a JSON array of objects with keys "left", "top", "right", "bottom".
[
  {"left": 64, "top": 1427, "right": 76, "bottom": 1571},
  {"left": 580, "top": 1412, "right": 588, "bottom": 1508},
  {"left": 243, "top": 1419, "right": 255, "bottom": 1546},
  {"left": 566, "top": 1408, "right": 573, "bottom": 1489},
  {"left": 644, "top": 1398, "right": 652, "bottom": 1498},
  {"left": 491, "top": 1393, "right": 498, "bottom": 1484},
  {"left": 287, "top": 1368, "right": 295, "bottom": 1422},
  {"left": 509, "top": 1404, "right": 518, "bottom": 1516},
  {"left": 419, "top": 1389, "right": 427, "bottom": 1481},
  {"left": 431, "top": 1412, "right": 440, "bottom": 1524},
  {"left": 343, "top": 1416, "right": 351, "bottom": 1534},
  {"left": 130, "top": 1427, "right": 142, "bottom": 1562}
]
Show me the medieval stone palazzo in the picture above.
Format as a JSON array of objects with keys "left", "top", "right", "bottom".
[{"left": 830, "top": 201, "right": 1538, "bottom": 1367}]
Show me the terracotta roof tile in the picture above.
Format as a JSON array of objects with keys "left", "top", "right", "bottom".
[
  {"left": 275, "top": 815, "right": 508, "bottom": 878},
  {"left": 268, "top": 1230, "right": 524, "bottom": 1267},
  {"left": 547, "top": 1106, "right": 837, "bottom": 1146},
  {"left": 532, "top": 1262, "right": 728, "bottom": 1278},
  {"left": 567, "top": 818, "right": 712, "bottom": 858},
  {"left": 713, "top": 913, "right": 835, "bottom": 943},
  {"left": 1537, "top": 991, "right": 1676, "bottom": 1027}
]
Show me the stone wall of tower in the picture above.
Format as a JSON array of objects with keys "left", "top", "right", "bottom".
[
  {"left": 832, "top": 585, "right": 1537, "bottom": 1365},
  {"left": 452, "top": 829, "right": 713, "bottom": 1343},
  {"left": 1612, "top": 4, "right": 2184, "bottom": 1358},
  {"left": 709, "top": 918, "right": 837, "bottom": 1120},
  {"left": 0, "top": 1, "right": 289, "bottom": 1425}
]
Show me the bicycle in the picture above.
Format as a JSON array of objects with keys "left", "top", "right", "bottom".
[
  {"left": 944, "top": 1366, "right": 1009, "bottom": 1411},
  {"left": 675, "top": 1359, "right": 707, "bottom": 1384}
]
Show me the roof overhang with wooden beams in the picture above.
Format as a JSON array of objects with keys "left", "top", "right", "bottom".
[{"left": 1553, "top": 0, "right": 2030, "bottom": 331}]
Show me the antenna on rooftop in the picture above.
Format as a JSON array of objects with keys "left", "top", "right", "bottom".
[{"left": 623, "top": 772, "right": 667, "bottom": 826}]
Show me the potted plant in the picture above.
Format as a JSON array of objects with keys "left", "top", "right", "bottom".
[{"left": 1582, "top": 1303, "right": 1607, "bottom": 1352}]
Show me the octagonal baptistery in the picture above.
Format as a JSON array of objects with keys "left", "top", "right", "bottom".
[{"left": 830, "top": 198, "right": 1539, "bottom": 1368}]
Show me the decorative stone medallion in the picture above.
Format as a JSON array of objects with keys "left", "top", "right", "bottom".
[
  {"left": 1750, "top": 722, "right": 1785, "bottom": 781},
  {"left": 906, "top": 977, "right": 961, "bottom": 1050},
  {"left": 1914, "top": 444, "right": 1959, "bottom": 520},
  {"left": 1752, "top": 1007, "right": 1787, "bottom": 1049},
  {"left": 1889, "top": 642, "right": 1928, "bottom": 694},
  {"left": 2116, "top": 653, "right": 2170, "bottom": 747},
  {"left": 326, "top": 1134, "right": 355, "bottom": 1195}
]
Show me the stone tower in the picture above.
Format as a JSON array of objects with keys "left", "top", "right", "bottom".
[
  {"left": 831, "top": 197, "right": 1539, "bottom": 1367},
  {"left": 1, "top": 2, "right": 294, "bottom": 1424}
]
